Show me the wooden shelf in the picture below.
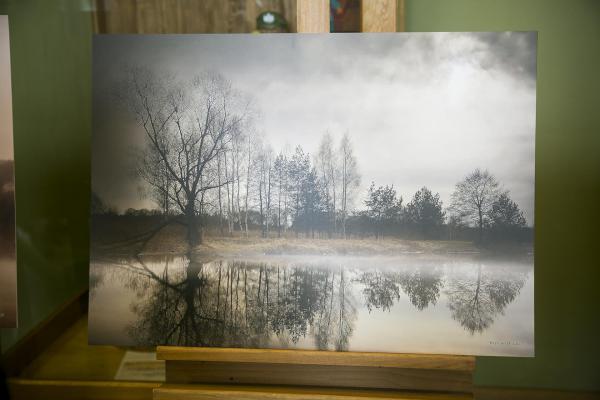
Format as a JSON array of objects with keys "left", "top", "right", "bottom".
[
  {"left": 2, "top": 294, "right": 596, "bottom": 399},
  {"left": 154, "top": 384, "right": 471, "bottom": 400},
  {"left": 6, "top": 316, "right": 161, "bottom": 400},
  {"left": 157, "top": 346, "right": 475, "bottom": 394}
]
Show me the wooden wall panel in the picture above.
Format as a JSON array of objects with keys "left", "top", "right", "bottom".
[
  {"left": 297, "top": 0, "right": 328, "bottom": 33},
  {"left": 362, "top": 0, "right": 397, "bottom": 32},
  {"left": 93, "top": 0, "right": 297, "bottom": 33}
]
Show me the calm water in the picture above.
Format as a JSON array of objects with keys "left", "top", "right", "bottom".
[{"left": 88, "top": 254, "right": 533, "bottom": 356}]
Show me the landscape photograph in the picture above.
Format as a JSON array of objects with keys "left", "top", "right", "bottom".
[
  {"left": 90, "top": 33, "right": 536, "bottom": 356},
  {"left": 0, "top": 15, "right": 17, "bottom": 328}
]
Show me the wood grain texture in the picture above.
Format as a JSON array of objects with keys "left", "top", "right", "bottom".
[
  {"left": 397, "top": 0, "right": 405, "bottom": 32},
  {"left": 9, "top": 379, "right": 159, "bottom": 400},
  {"left": 164, "top": 361, "right": 473, "bottom": 393},
  {"left": 157, "top": 346, "right": 475, "bottom": 371},
  {"left": 92, "top": 0, "right": 296, "bottom": 33},
  {"left": 297, "top": 0, "right": 329, "bottom": 33},
  {"left": 474, "top": 387, "right": 600, "bottom": 400},
  {"left": 154, "top": 383, "right": 472, "bottom": 400},
  {"left": 362, "top": 0, "right": 397, "bottom": 32}
]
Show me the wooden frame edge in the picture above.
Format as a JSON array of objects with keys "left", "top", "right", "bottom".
[{"left": 1, "top": 288, "right": 88, "bottom": 377}]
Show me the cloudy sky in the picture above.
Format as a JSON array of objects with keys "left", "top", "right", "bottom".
[
  {"left": 0, "top": 16, "right": 13, "bottom": 161},
  {"left": 93, "top": 32, "right": 536, "bottom": 225}
]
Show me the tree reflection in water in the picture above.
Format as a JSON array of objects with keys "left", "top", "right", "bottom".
[
  {"left": 444, "top": 264, "right": 526, "bottom": 334},
  {"left": 121, "top": 255, "right": 357, "bottom": 349},
  {"left": 398, "top": 268, "right": 444, "bottom": 310},
  {"left": 356, "top": 271, "right": 401, "bottom": 312},
  {"left": 95, "top": 256, "right": 527, "bottom": 348}
]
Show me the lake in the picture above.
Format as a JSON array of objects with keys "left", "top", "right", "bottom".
[{"left": 88, "top": 253, "right": 533, "bottom": 356}]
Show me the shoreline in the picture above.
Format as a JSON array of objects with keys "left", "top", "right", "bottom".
[{"left": 91, "top": 236, "right": 533, "bottom": 261}]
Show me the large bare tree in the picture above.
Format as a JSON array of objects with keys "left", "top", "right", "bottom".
[
  {"left": 122, "top": 68, "right": 249, "bottom": 247},
  {"left": 450, "top": 169, "right": 502, "bottom": 242}
]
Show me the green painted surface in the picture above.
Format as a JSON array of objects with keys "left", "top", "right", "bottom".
[
  {"left": 1, "top": 0, "right": 599, "bottom": 392},
  {"left": 0, "top": 0, "right": 91, "bottom": 352},
  {"left": 405, "top": 0, "right": 600, "bottom": 391}
]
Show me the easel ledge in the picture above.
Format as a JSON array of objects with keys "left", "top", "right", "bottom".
[
  {"left": 157, "top": 346, "right": 475, "bottom": 371},
  {"left": 156, "top": 346, "right": 475, "bottom": 395}
]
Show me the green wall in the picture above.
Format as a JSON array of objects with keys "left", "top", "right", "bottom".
[
  {"left": 1, "top": 0, "right": 599, "bottom": 393},
  {"left": 0, "top": 0, "right": 91, "bottom": 352},
  {"left": 405, "top": 0, "right": 600, "bottom": 391}
]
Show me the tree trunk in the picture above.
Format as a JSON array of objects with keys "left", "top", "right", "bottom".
[
  {"left": 244, "top": 137, "right": 251, "bottom": 237},
  {"left": 259, "top": 176, "right": 265, "bottom": 238},
  {"left": 478, "top": 208, "right": 483, "bottom": 243},
  {"left": 217, "top": 154, "right": 224, "bottom": 236},
  {"left": 185, "top": 201, "right": 200, "bottom": 246}
]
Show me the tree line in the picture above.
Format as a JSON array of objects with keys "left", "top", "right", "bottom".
[{"left": 93, "top": 68, "right": 531, "bottom": 245}]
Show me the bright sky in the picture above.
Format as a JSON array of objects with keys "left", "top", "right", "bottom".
[{"left": 93, "top": 33, "right": 536, "bottom": 225}]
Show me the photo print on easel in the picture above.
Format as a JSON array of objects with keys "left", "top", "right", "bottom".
[
  {"left": 0, "top": 15, "right": 17, "bottom": 328},
  {"left": 90, "top": 33, "right": 536, "bottom": 356}
]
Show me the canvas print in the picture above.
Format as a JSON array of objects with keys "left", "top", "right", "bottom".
[
  {"left": 90, "top": 33, "right": 536, "bottom": 356},
  {"left": 0, "top": 15, "right": 17, "bottom": 328}
]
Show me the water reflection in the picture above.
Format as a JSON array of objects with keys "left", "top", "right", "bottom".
[
  {"left": 399, "top": 268, "right": 443, "bottom": 311},
  {"left": 89, "top": 255, "right": 531, "bottom": 353},
  {"left": 445, "top": 265, "right": 526, "bottom": 334}
]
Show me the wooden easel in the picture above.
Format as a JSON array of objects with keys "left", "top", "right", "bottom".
[{"left": 153, "top": 1, "right": 475, "bottom": 399}]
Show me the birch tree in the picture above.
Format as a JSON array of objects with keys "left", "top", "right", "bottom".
[
  {"left": 339, "top": 133, "right": 360, "bottom": 239},
  {"left": 315, "top": 132, "right": 338, "bottom": 237}
]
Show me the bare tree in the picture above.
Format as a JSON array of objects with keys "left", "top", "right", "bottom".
[
  {"left": 273, "top": 152, "right": 287, "bottom": 237},
  {"left": 339, "top": 132, "right": 360, "bottom": 239},
  {"left": 315, "top": 131, "right": 338, "bottom": 237},
  {"left": 122, "top": 68, "right": 249, "bottom": 247},
  {"left": 216, "top": 152, "right": 225, "bottom": 235},
  {"left": 232, "top": 132, "right": 245, "bottom": 232},
  {"left": 450, "top": 169, "right": 501, "bottom": 242},
  {"left": 257, "top": 143, "right": 274, "bottom": 238},
  {"left": 243, "top": 132, "right": 253, "bottom": 236}
]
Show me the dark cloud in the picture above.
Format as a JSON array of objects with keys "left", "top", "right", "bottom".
[{"left": 470, "top": 32, "right": 537, "bottom": 84}]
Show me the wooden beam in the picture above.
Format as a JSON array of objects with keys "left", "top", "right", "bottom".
[
  {"left": 157, "top": 346, "right": 474, "bottom": 371},
  {"left": 154, "top": 383, "right": 471, "bottom": 399},
  {"left": 362, "top": 0, "right": 397, "bottom": 32},
  {"left": 297, "top": 0, "right": 329, "bottom": 33},
  {"left": 157, "top": 347, "right": 474, "bottom": 394}
]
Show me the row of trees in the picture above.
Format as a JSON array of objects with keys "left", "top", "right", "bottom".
[
  {"left": 104, "top": 68, "right": 529, "bottom": 246},
  {"left": 351, "top": 169, "right": 528, "bottom": 242},
  {"left": 212, "top": 131, "right": 361, "bottom": 240},
  {"left": 116, "top": 68, "right": 362, "bottom": 246}
]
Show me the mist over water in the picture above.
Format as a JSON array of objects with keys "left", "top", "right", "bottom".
[{"left": 88, "top": 254, "right": 533, "bottom": 356}]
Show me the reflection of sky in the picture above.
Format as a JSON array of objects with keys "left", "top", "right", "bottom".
[
  {"left": 88, "top": 255, "right": 533, "bottom": 356},
  {"left": 348, "top": 271, "right": 533, "bottom": 357},
  {"left": 93, "top": 33, "right": 536, "bottom": 224}
]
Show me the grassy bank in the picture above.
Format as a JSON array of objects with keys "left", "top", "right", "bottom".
[
  {"left": 91, "top": 216, "right": 534, "bottom": 258},
  {"left": 91, "top": 217, "right": 479, "bottom": 257},
  {"left": 199, "top": 236, "right": 478, "bottom": 258}
]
